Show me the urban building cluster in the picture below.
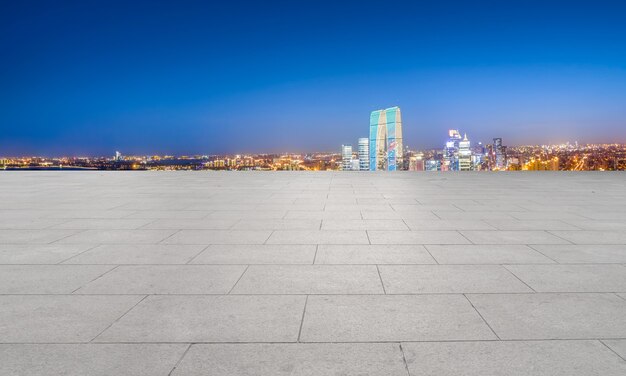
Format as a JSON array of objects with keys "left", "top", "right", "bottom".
[
  {"left": 2, "top": 106, "right": 626, "bottom": 171},
  {"left": 340, "top": 106, "right": 508, "bottom": 171}
]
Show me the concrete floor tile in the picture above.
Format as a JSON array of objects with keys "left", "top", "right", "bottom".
[
  {"left": 58, "top": 230, "right": 177, "bottom": 244},
  {"left": 0, "top": 344, "right": 187, "bottom": 376},
  {"left": 379, "top": 265, "right": 533, "bottom": 293},
  {"left": 467, "top": 293, "right": 626, "bottom": 339},
  {"left": 191, "top": 244, "right": 316, "bottom": 264},
  {"left": 315, "top": 244, "right": 436, "bottom": 264},
  {"left": 96, "top": 295, "right": 305, "bottom": 342},
  {"left": 529, "top": 244, "right": 626, "bottom": 263},
  {"left": 50, "top": 219, "right": 155, "bottom": 230},
  {"left": 0, "top": 265, "right": 114, "bottom": 293},
  {"left": 404, "top": 219, "right": 496, "bottom": 230},
  {"left": 505, "top": 264, "right": 626, "bottom": 292},
  {"left": 550, "top": 231, "right": 626, "bottom": 244},
  {"left": 233, "top": 219, "right": 321, "bottom": 230},
  {"left": 163, "top": 230, "right": 272, "bottom": 244},
  {"left": 426, "top": 244, "right": 554, "bottom": 264},
  {"left": 403, "top": 340, "right": 626, "bottom": 376},
  {"left": 76, "top": 265, "right": 246, "bottom": 294},
  {"left": 300, "top": 295, "right": 496, "bottom": 342},
  {"left": 321, "top": 219, "right": 408, "bottom": 230},
  {"left": 62, "top": 244, "right": 206, "bottom": 264},
  {"left": 0, "top": 229, "right": 81, "bottom": 244},
  {"left": 460, "top": 230, "right": 569, "bottom": 244},
  {"left": 0, "top": 295, "right": 143, "bottom": 342},
  {"left": 266, "top": 231, "right": 369, "bottom": 245},
  {"left": 483, "top": 219, "right": 580, "bottom": 230},
  {"left": 0, "top": 244, "right": 94, "bottom": 264},
  {"left": 171, "top": 343, "right": 407, "bottom": 376},
  {"left": 231, "top": 265, "right": 384, "bottom": 294},
  {"left": 368, "top": 230, "right": 470, "bottom": 244},
  {"left": 141, "top": 218, "right": 238, "bottom": 229}
]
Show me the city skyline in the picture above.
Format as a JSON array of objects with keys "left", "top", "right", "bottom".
[{"left": 2, "top": 1, "right": 626, "bottom": 155}]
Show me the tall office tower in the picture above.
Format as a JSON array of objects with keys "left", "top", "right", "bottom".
[
  {"left": 493, "top": 138, "right": 505, "bottom": 169},
  {"left": 459, "top": 133, "right": 472, "bottom": 171},
  {"left": 369, "top": 107, "right": 403, "bottom": 171},
  {"left": 341, "top": 145, "right": 353, "bottom": 171},
  {"left": 114, "top": 151, "right": 122, "bottom": 161},
  {"left": 358, "top": 137, "right": 369, "bottom": 171},
  {"left": 443, "top": 129, "right": 462, "bottom": 171}
]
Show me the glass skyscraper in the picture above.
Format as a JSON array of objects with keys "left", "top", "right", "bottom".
[
  {"left": 358, "top": 138, "right": 369, "bottom": 171},
  {"left": 369, "top": 107, "right": 403, "bottom": 171}
]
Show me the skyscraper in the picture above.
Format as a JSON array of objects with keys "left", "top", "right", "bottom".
[
  {"left": 369, "top": 107, "right": 403, "bottom": 171},
  {"left": 493, "top": 138, "right": 505, "bottom": 169},
  {"left": 341, "top": 145, "right": 353, "bottom": 171},
  {"left": 443, "top": 129, "right": 462, "bottom": 171},
  {"left": 459, "top": 133, "right": 472, "bottom": 171},
  {"left": 358, "top": 138, "right": 369, "bottom": 171}
]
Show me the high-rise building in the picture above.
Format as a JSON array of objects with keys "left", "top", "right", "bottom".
[
  {"left": 459, "top": 133, "right": 472, "bottom": 171},
  {"left": 358, "top": 138, "right": 369, "bottom": 171},
  {"left": 341, "top": 145, "right": 353, "bottom": 171},
  {"left": 443, "top": 130, "right": 462, "bottom": 171},
  {"left": 369, "top": 107, "right": 403, "bottom": 171},
  {"left": 493, "top": 138, "right": 505, "bottom": 169}
]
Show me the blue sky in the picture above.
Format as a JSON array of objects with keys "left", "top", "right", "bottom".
[{"left": 1, "top": 0, "right": 626, "bottom": 155}]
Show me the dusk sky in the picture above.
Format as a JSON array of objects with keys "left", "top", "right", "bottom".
[{"left": 2, "top": 0, "right": 626, "bottom": 156}]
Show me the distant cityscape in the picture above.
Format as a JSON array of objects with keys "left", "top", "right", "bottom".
[{"left": 2, "top": 106, "right": 626, "bottom": 171}]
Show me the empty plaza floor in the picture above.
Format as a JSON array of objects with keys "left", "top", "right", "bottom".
[{"left": 1, "top": 171, "right": 626, "bottom": 375}]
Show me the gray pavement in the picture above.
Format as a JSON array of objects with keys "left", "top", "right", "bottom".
[{"left": 0, "top": 171, "right": 625, "bottom": 375}]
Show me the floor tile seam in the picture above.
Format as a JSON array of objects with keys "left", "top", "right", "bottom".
[
  {"left": 135, "top": 218, "right": 161, "bottom": 230},
  {"left": 42, "top": 218, "right": 74, "bottom": 230},
  {"left": 46, "top": 229, "right": 88, "bottom": 245},
  {"left": 263, "top": 231, "right": 274, "bottom": 245},
  {"left": 70, "top": 264, "right": 121, "bottom": 294},
  {"left": 376, "top": 265, "right": 387, "bottom": 294},
  {"left": 525, "top": 245, "right": 560, "bottom": 264},
  {"left": 312, "top": 245, "right": 319, "bottom": 265},
  {"left": 501, "top": 265, "right": 537, "bottom": 293},
  {"left": 462, "top": 294, "right": 501, "bottom": 340},
  {"left": 599, "top": 340, "right": 626, "bottom": 362},
  {"left": 88, "top": 294, "right": 149, "bottom": 343},
  {"left": 157, "top": 229, "right": 182, "bottom": 244},
  {"left": 398, "top": 343, "right": 412, "bottom": 376},
  {"left": 56, "top": 244, "right": 102, "bottom": 264},
  {"left": 4, "top": 338, "right": 626, "bottom": 345},
  {"left": 544, "top": 230, "right": 578, "bottom": 245},
  {"left": 167, "top": 343, "right": 192, "bottom": 376},
  {"left": 421, "top": 245, "right": 441, "bottom": 264},
  {"left": 227, "top": 265, "right": 250, "bottom": 294},
  {"left": 296, "top": 295, "right": 309, "bottom": 342},
  {"left": 184, "top": 245, "right": 212, "bottom": 265},
  {"left": 456, "top": 231, "right": 475, "bottom": 245}
]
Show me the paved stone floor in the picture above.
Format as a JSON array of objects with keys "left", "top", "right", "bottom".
[{"left": 1, "top": 171, "right": 626, "bottom": 375}]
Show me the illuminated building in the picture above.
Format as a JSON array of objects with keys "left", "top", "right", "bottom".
[
  {"left": 459, "top": 133, "right": 472, "bottom": 171},
  {"left": 350, "top": 158, "right": 360, "bottom": 171},
  {"left": 114, "top": 151, "right": 122, "bottom": 161},
  {"left": 341, "top": 145, "right": 353, "bottom": 171},
  {"left": 493, "top": 138, "right": 506, "bottom": 169},
  {"left": 369, "top": 107, "right": 403, "bottom": 171},
  {"left": 443, "top": 130, "right": 462, "bottom": 171},
  {"left": 425, "top": 159, "right": 441, "bottom": 171},
  {"left": 358, "top": 138, "right": 369, "bottom": 171}
]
